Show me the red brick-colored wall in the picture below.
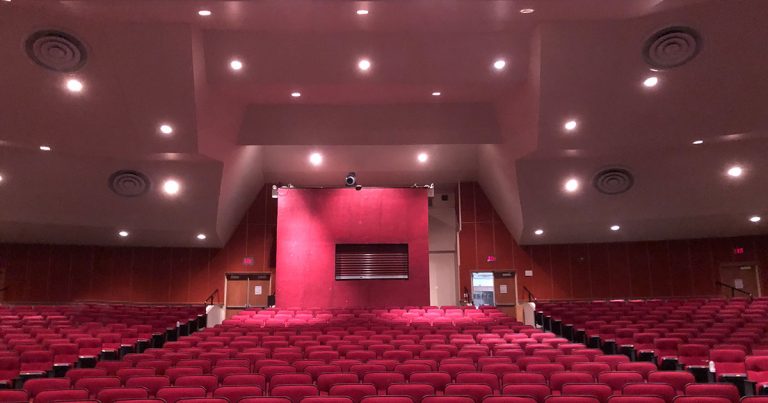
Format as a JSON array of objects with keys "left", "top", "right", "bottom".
[
  {"left": 458, "top": 182, "right": 768, "bottom": 300},
  {"left": 0, "top": 185, "right": 277, "bottom": 304}
]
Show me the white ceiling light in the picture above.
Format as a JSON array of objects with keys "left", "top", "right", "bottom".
[
  {"left": 610, "top": 225, "right": 621, "bottom": 231},
  {"left": 750, "top": 216, "right": 762, "bottom": 223},
  {"left": 229, "top": 59, "right": 243, "bottom": 71},
  {"left": 356, "top": 9, "right": 369, "bottom": 15},
  {"left": 118, "top": 230, "right": 129, "bottom": 238},
  {"left": 643, "top": 76, "right": 659, "bottom": 88},
  {"left": 159, "top": 124, "right": 173, "bottom": 135},
  {"left": 417, "top": 153, "right": 429, "bottom": 163},
  {"left": 432, "top": 91, "right": 441, "bottom": 97},
  {"left": 309, "top": 152, "right": 323, "bottom": 166},
  {"left": 196, "top": 233, "right": 207, "bottom": 240},
  {"left": 564, "top": 120, "right": 578, "bottom": 131},
  {"left": 358, "top": 59, "right": 372, "bottom": 71},
  {"left": 727, "top": 166, "right": 743, "bottom": 177},
  {"left": 0, "top": 174, "right": 3, "bottom": 183},
  {"left": 564, "top": 178, "right": 579, "bottom": 193},
  {"left": 65, "top": 78, "right": 83, "bottom": 93},
  {"left": 493, "top": 59, "right": 507, "bottom": 71},
  {"left": 198, "top": 10, "right": 212, "bottom": 16},
  {"left": 692, "top": 140, "right": 704, "bottom": 145},
  {"left": 162, "top": 179, "right": 181, "bottom": 195},
  {"left": 39, "top": 145, "right": 51, "bottom": 151},
  {"left": 291, "top": 92, "right": 302, "bottom": 98},
  {"left": 519, "top": 8, "right": 535, "bottom": 14},
  {"left": 534, "top": 229, "right": 544, "bottom": 235}
]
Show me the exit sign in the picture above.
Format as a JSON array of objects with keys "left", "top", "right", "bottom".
[
  {"left": 734, "top": 247, "right": 745, "bottom": 255},
  {"left": 242, "top": 257, "right": 255, "bottom": 266},
  {"left": 486, "top": 256, "right": 496, "bottom": 263}
]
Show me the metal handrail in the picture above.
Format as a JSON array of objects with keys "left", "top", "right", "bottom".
[
  {"left": 523, "top": 286, "right": 537, "bottom": 302},
  {"left": 204, "top": 289, "right": 220, "bottom": 305},
  {"left": 716, "top": 281, "right": 753, "bottom": 300}
]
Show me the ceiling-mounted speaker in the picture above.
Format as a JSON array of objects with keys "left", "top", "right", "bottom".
[{"left": 643, "top": 26, "right": 701, "bottom": 69}]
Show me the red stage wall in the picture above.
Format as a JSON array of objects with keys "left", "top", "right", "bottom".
[{"left": 276, "top": 188, "right": 430, "bottom": 308}]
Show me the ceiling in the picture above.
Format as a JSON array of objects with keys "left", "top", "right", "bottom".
[{"left": 0, "top": 0, "right": 766, "bottom": 247}]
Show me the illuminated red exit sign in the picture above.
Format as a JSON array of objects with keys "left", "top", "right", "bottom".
[
  {"left": 734, "top": 247, "right": 745, "bottom": 255},
  {"left": 242, "top": 257, "right": 255, "bottom": 266}
]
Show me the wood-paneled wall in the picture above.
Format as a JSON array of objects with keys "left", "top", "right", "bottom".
[
  {"left": 458, "top": 182, "right": 768, "bottom": 300},
  {"left": 0, "top": 186, "right": 277, "bottom": 304}
]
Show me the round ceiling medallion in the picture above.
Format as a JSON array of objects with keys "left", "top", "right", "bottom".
[
  {"left": 109, "top": 170, "right": 151, "bottom": 197},
  {"left": 25, "top": 30, "right": 87, "bottom": 72},
  {"left": 643, "top": 26, "right": 701, "bottom": 69},
  {"left": 593, "top": 167, "right": 634, "bottom": 195}
]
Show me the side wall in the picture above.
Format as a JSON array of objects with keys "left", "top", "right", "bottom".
[
  {"left": 0, "top": 186, "right": 277, "bottom": 304},
  {"left": 458, "top": 182, "right": 768, "bottom": 300}
]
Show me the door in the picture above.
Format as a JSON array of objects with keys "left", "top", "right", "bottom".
[
  {"left": 429, "top": 252, "right": 457, "bottom": 306},
  {"left": 471, "top": 272, "right": 495, "bottom": 307},
  {"left": 225, "top": 273, "right": 272, "bottom": 319},
  {"left": 719, "top": 264, "right": 760, "bottom": 298},
  {"left": 493, "top": 271, "right": 518, "bottom": 319}
]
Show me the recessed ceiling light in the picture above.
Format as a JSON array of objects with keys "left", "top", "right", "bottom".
[
  {"left": 610, "top": 225, "right": 621, "bottom": 231},
  {"left": 162, "top": 179, "right": 181, "bottom": 195},
  {"left": 727, "top": 166, "right": 743, "bottom": 177},
  {"left": 0, "top": 174, "right": 4, "bottom": 183},
  {"left": 564, "top": 178, "right": 579, "bottom": 192},
  {"left": 65, "top": 78, "right": 83, "bottom": 93},
  {"left": 358, "top": 59, "right": 371, "bottom": 71},
  {"left": 309, "top": 152, "right": 323, "bottom": 166},
  {"left": 39, "top": 145, "right": 51, "bottom": 151},
  {"left": 291, "top": 92, "right": 302, "bottom": 98},
  {"left": 493, "top": 59, "right": 507, "bottom": 71},
  {"left": 356, "top": 9, "right": 369, "bottom": 15},
  {"left": 564, "top": 120, "right": 578, "bottom": 131},
  {"left": 159, "top": 124, "right": 173, "bottom": 135},
  {"left": 417, "top": 153, "right": 429, "bottom": 163},
  {"left": 519, "top": 8, "right": 535, "bottom": 14},
  {"left": 643, "top": 76, "right": 659, "bottom": 88},
  {"left": 198, "top": 10, "right": 212, "bottom": 16},
  {"left": 534, "top": 229, "right": 544, "bottom": 235},
  {"left": 229, "top": 59, "right": 243, "bottom": 71},
  {"left": 750, "top": 216, "right": 761, "bottom": 223},
  {"left": 196, "top": 233, "right": 207, "bottom": 240},
  {"left": 692, "top": 140, "right": 704, "bottom": 145},
  {"left": 118, "top": 230, "right": 129, "bottom": 238},
  {"left": 432, "top": 91, "right": 441, "bottom": 97}
]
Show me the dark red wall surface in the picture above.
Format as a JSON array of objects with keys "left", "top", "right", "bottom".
[
  {"left": 458, "top": 182, "right": 768, "bottom": 300},
  {"left": 275, "top": 187, "right": 430, "bottom": 308}
]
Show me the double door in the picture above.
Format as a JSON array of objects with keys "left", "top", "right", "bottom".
[{"left": 225, "top": 273, "right": 271, "bottom": 319}]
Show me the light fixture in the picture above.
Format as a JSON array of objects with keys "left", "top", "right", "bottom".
[
  {"left": 564, "top": 120, "right": 578, "bottom": 131},
  {"left": 750, "top": 216, "right": 762, "bottom": 223},
  {"left": 291, "top": 91, "right": 302, "bottom": 98},
  {"left": 358, "top": 59, "right": 371, "bottom": 71},
  {"left": 493, "top": 59, "right": 507, "bottom": 71},
  {"left": 39, "top": 145, "right": 51, "bottom": 151},
  {"left": 309, "top": 152, "right": 323, "bottom": 166},
  {"left": 0, "top": 174, "right": 3, "bottom": 183},
  {"left": 118, "top": 230, "right": 129, "bottom": 238},
  {"left": 196, "top": 233, "right": 207, "bottom": 240},
  {"left": 417, "top": 153, "right": 429, "bottom": 163},
  {"left": 564, "top": 178, "right": 579, "bottom": 192},
  {"left": 356, "top": 9, "right": 369, "bottom": 15},
  {"left": 534, "top": 229, "right": 544, "bottom": 235},
  {"left": 432, "top": 91, "right": 441, "bottom": 97},
  {"left": 159, "top": 124, "right": 173, "bottom": 135},
  {"left": 610, "top": 225, "right": 621, "bottom": 231},
  {"left": 643, "top": 76, "right": 659, "bottom": 88},
  {"left": 198, "top": 10, "right": 212, "bottom": 16},
  {"left": 519, "top": 8, "right": 535, "bottom": 14},
  {"left": 65, "top": 78, "right": 83, "bottom": 93},
  {"left": 162, "top": 179, "right": 181, "bottom": 195},
  {"left": 692, "top": 140, "right": 704, "bottom": 145},
  {"left": 727, "top": 166, "right": 743, "bottom": 177},
  {"left": 229, "top": 59, "right": 243, "bottom": 71}
]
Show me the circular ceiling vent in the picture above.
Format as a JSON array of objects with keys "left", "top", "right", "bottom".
[
  {"left": 643, "top": 26, "right": 701, "bottom": 69},
  {"left": 593, "top": 167, "right": 634, "bottom": 195},
  {"left": 25, "top": 30, "right": 87, "bottom": 72},
  {"left": 108, "top": 170, "right": 150, "bottom": 197}
]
